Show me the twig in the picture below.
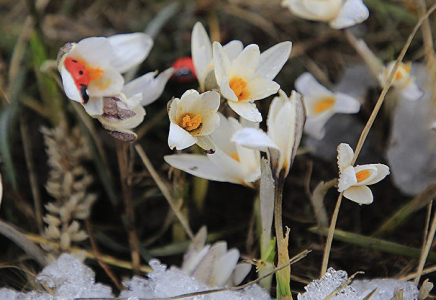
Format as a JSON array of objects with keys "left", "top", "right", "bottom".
[
  {"left": 321, "top": 4, "right": 436, "bottom": 277},
  {"left": 415, "top": 202, "right": 436, "bottom": 283},
  {"left": 85, "top": 218, "right": 122, "bottom": 291},
  {"left": 116, "top": 141, "right": 141, "bottom": 275},
  {"left": 134, "top": 144, "right": 194, "bottom": 240}
]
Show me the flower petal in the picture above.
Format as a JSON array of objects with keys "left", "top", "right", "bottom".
[
  {"left": 304, "top": 111, "right": 334, "bottom": 139},
  {"left": 213, "top": 42, "right": 231, "bottom": 88},
  {"left": 232, "top": 128, "right": 279, "bottom": 153},
  {"left": 223, "top": 40, "right": 244, "bottom": 61},
  {"left": 60, "top": 65, "right": 82, "bottom": 102},
  {"left": 69, "top": 37, "right": 113, "bottom": 67},
  {"left": 400, "top": 81, "right": 424, "bottom": 101},
  {"left": 334, "top": 92, "right": 361, "bottom": 114},
  {"left": 366, "top": 164, "right": 390, "bottom": 185},
  {"left": 168, "top": 122, "right": 197, "bottom": 150},
  {"left": 254, "top": 41, "right": 292, "bottom": 80},
  {"left": 123, "top": 68, "right": 174, "bottom": 106},
  {"left": 212, "top": 249, "right": 240, "bottom": 287},
  {"left": 329, "top": 0, "right": 369, "bottom": 29},
  {"left": 197, "top": 113, "right": 220, "bottom": 136},
  {"left": 164, "top": 154, "right": 239, "bottom": 183},
  {"left": 338, "top": 165, "right": 358, "bottom": 192},
  {"left": 83, "top": 97, "right": 104, "bottom": 117},
  {"left": 196, "top": 135, "right": 216, "bottom": 153},
  {"left": 244, "top": 78, "right": 280, "bottom": 102},
  {"left": 229, "top": 44, "right": 260, "bottom": 79},
  {"left": 192, "top": 22, "right": 213, "bottom": 87},
  {"left": 337, "top": 143, "right": 354, "bottom": 172},
  {"left": 210, "top": 113, "right": 239, "bottom": 156},
  {"left": 353, "top": 165, "right": 378, "bottom": 186},
  {"left": 108, "top": 33, "right": 153, "bottom": 73},
  {"left": 218, "top": 75, "right": 238, "bottom": 102},
  {"left": 295, "top": 72, "right": 334, "bottom": 116},
  {"left": 232, "top": 263, "right": 252, "bottom": 286},
  {"left": 343, "top": 185, "right": 373, "bottom": 205},
  {"left": 87, "top": 66, "right": 124, "bottom": 97},
  {"left": 200, "top": 90, "right": 221, "bottom": 111},
  {"left": 227, "top": 101, "right": 262, "bottom": 123}
]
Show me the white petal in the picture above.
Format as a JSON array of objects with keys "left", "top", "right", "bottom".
[
  {"left": 124, "top": 68, "right": 174, "bottom": 106},
  {"left": 366, "top": 164, "right": 390, "bottom": 185},
  {"left": 334, "top": 92, "right": 361, "bottom": 114},
  {"left": 60, "top": 66, "right": 82, "bottom": 102},
  {"left": 255, "top": 41, "right": 292, "bottom": 80},
  {"left": 69, "top": 37, "right": 113, "bottom": 67},
  {"left": 304, "top": 111, "right": 334, "bottom": 139},
  {"left": 400, "top": 81, "right": 424, "bottom": 101},
  {"left": 210, "top": 113, "right": 238, "bottom": 156},
  {"left": 236, "top": 144, "right": 261, "bottom": 182},
  {"left": 329, "top": 0, "right": 369, "bottom": 29},
  {"left": 245, "top": 78, "right": 280, "bottom": 102},
  {"left": 232, "top": 128, "right": 279, "bottom": 153},
  {"left": 83, "top": 97, "right": 104, "bottom": 117},
  {"left": 227, "top": 101, "right": 262, "bottom": 123},
  {"left": 196, "top": 135, "right": 216, "bottom": 153},
  {"left": 108, "top": 33, "right": 153, "bottom": 73},
  {"left": 192, "top": 22, "right": 213, "bottom": 87},
  {"left": 338, "top": 165, "right": 358, "bottom": 192},
  {"left": 337, "top": 143, "right": 354, "bottom": 172},
  {"left": 219, "top": 75, "right": 238, "bottom": 102},
  {"left": 197, "top": 113, "right": 220, "bottom": 136},
  {"left": 223, "top": 40, "right": 244, "bottom": 61},
  {"left": 200, "top": 90, "right": 221, "bottom": 111},
  {"left": 87, "top": 66, "right": 124, "bottom": 97},
  {"left": 212, "top": 249, "right": 240, "bottom": 287},
  {"left": 168, "top": 122, "right": 197, "bottom": 150},
  {"left": 176, "top": 90, "right": 202, "bottom": 117},
  {"left": 343, "top": 185, "right": 373, "bottom": 205},
  {"left": 164, "top": 154, "right": 239, "bottom": 184},
  {"left": 303, "top": 0, "right": 342, "bottom": 21},
  {"left": 232, "top": 263, "right": 252, "bottom": 286},
  {"left": 295, "top": 72, "right": 334, "bottom": 116},
  {"left": 182, "top": 245, "right": 211, "bottom": 275},
  {"left": 353, "top": 165, "right": 379, "bottom": 186},
  {"left": 213, "top": 42, "right": 231, "bottom": 87},
  {"left": 229, "top": 44, "right": 260, "bottom": 79}
]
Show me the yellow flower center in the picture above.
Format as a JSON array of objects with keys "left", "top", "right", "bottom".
[
  {"left": 231, "top": 152, "right": 240, "bottom": 162},
  {"left": 229, "top": 77, "right": 250, "bottom": 101},
  {"left": 314, "top": 96, "right": 335, "bottom": 114},
  {"left": 356, "top": 169, "right": 371, "bottom": 183},
  {"left": 178, "top": 113, "right": 202, "bottom": 132}
]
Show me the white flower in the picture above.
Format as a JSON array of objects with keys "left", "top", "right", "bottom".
[
  {"left": 213, "top": 40, "right": 292, "bottom": 122},
  {"left": 337, "top": 143, "right": 390, "bottom": 205},
  {"left": 232, "top": 90, "right": 306, "bottom": 179},
  {"left": 164, "top": 113, "right": 261, "bottom": 187},
  {"left": 282, "top": 0, "right": 369, "bottom": 29},
  {"left": 182, "top": 227, "right": 251, "bottom": 287},
  {"left": 57, "top": 33, "right": 153, "bottom": 116},
  {"left": 191, "top": 22, "right": 246, "bottom": 92},
  {"left": 168, "top": 90, "right": 220, "bottom": 153},
  {"left": 378, "top": 61, "right": 423, "bottom": 101},
  {"left": 295, "top": 72, "right": 361, "bottom": 139}
]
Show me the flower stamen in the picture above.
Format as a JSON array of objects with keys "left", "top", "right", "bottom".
[
  {"left": 178, "top": 113, "right": 203, "bottom": 132},
  {"left": 314, "top": 96, "right": 335, "bottom": 114},
  {"left": 356, "top": 169, "right": 371, "bottom": 183},
  {"left": 229, "top": 77, "right": 249, "bottom": 101}
]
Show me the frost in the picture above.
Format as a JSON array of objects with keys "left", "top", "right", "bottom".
[
  {"left": 297, "top": 268, "right": 419, "bottom": 300},
  {"left": 120, "top": 259, "right": 270, "bottom": 300}
]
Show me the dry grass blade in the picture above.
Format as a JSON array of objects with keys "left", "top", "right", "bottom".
[
  {"left": 323, "top": 271, "right": 364, "bottom": 300},
  {"left": 414, "top": 206, "right": 436, "bottom": 283}
]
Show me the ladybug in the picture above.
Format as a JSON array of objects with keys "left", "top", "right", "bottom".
[
  {"left": 64, "top": 57, "right": 90, "bottom": 104},
  {"left": 171, "top": 57, "right": 197, "bottom": 83}
]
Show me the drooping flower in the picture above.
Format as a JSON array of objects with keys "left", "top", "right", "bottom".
[
  {"left": 337, "top": 143, "right": 390, "bottom": 204},
  {"left": 57, "top": 33, "right": 153, "bottom": 116},
  {"left": 167, "top": 90, "right": 220, "bottom": 153},
  {"left": 378, "top": 61, "right": 424, "bottom": 101},
  {"left": 282, "top": 0, "right": 369, "bottom": 29},
  {"left": 295, "top": 72, "right": 361, "bottom": 139},
  {"left": 232, "top": 90, "right": 306, "bottom": 179},
  {"left": 213, "top": 40, "right": 292, "bottom": 122},
  {"left": 182, "top": 227, "right": 252, "bottom": 288},
  {"left": 164, "top": 113, "right": 261, "bottom": 187}
]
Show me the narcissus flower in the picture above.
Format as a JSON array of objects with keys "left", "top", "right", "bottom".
[
  {"left": 337, "top": 143, "right": 390, "bottom": 205},
  {"left": 168, "top": 90, "right": 220, "bottom": 153},
  {"left": 295, "top": 72, "right": 361, "bottom": 139},
  {"left": 57, "top": 33, "right": 153, "bottom": 116},
  {"left": 378, "top": 61, "right": 423, "bottom": 101},
  {"left": 282, "top": 0, "right": 369, "bottom": 29},
  {"left": 232, "top": 90, "right": 306, "bottom": 179},
  {"left": 213, "top": 40, "right": 292, "bottom": 122},
  {"left": 164, "top": 113, "right": 261, "bottom": 187}
]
